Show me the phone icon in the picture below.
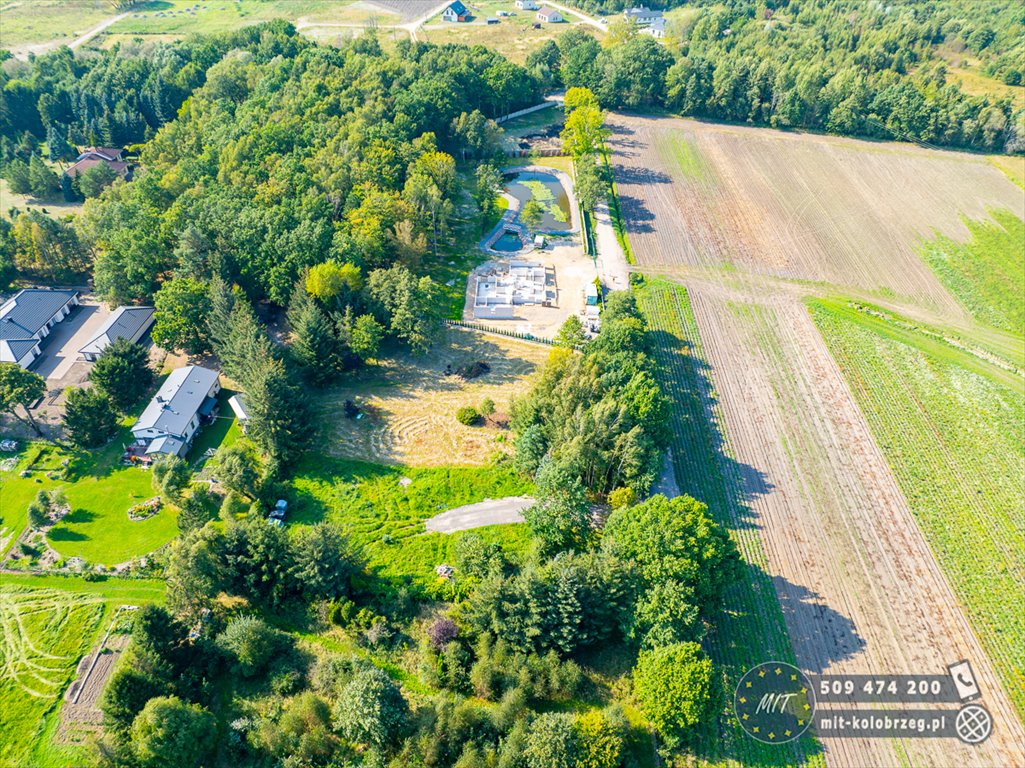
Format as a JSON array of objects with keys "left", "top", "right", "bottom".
[{"left": 948, "top": 660, "right": 981, "bottom": 702}]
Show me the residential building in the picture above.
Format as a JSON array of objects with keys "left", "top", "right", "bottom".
[
  {"left": 131, "top": 365, "right": 220, "bottom": 457},
  {"left": 623, "top": 6, "right": 663, "bottom": 25},
  {"left": 64, "top": 147, "right": 130, "bottom": 181},
  {"left": 442, "top": 1, "right": 469, "bottom": 22},
  {"left": 78, "top": 305, "right": 155, "bottom": 361},
  {"left": 642, "top": 16, "right": 666, "bottom": 37},
  {"left": 515, "top": 0, "right": 539, "bottom": 9},
  {"left": 536, "top": 6, "right": 562, "bottom": 22},
  {"left": 0, "top": 288, "right": 80, "bottom": 368}
]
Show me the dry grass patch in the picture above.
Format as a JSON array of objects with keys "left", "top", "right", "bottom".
[{"left": 317, "top": 327, "right": 548, "bottom": 466}]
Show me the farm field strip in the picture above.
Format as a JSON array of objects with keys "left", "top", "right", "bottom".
[
  {"left": 640, "top": 279, "right": 1025, "bottom": 768},
  {"left": 637, "top": 282, "right": 821, "bottom": 768},
  {"left": 611, "top": 114, "right": 1023, "bottom": 317},
  {"left": 809, "top": 299, "right": 1025, "bottom": 719}
]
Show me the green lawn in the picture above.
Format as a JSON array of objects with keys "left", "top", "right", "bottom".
[
  {"left": 0, "top": 0, "right": 112, "bottom": 50},
  {"left": 810, "top": 297, "right": 1025, "bottom": 721},
  {"left": 917, "top": 208, "right": 1025, "bottom": 335},
  {"left": 0, "top": 574, "right": 166, "bottom": 604},
  {"left": 291, "top": 454, "right": 533, "bottom": 591}
]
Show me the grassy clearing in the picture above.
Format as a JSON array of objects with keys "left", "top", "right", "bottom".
[
  {"left": 0, "top": 0, "right": 112, "bottom": 50},
  {"left": 0, "top": 574, "right": 166, "bottom": 603},
  {"left": 634, "top": 279, "right": 821, "bottom": 768},
  {"left": 988, "top": 155, "right": 1025, "bottom": 189},
  {"left": 809, "top": 297, "right": 1025, "bottom": 720},
  {"left": 291, "top": 454, "right": 533, "bottom": 590},
  {"left": 0, "top": 586, "right": 106, "bottom": 768},
  {"left": 656, "top": 131, "right": 711, "bottom": 183},
  {"left": 917, "top": 208, "right": 1025, "bottom": 335}
]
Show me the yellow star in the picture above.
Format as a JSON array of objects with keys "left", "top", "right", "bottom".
[
  {"left": 798, "top": 719, "right": 805, "bottom": 726},
  {"left": 775, "top": 667, "right": 782, "bottom": 676},
  {"left": 784, "top": 730, "right": 792, "bottom": 737},
  {"left": 758, "top": 669, "right": 766, "bottom": 678},
  {"left": 752, "top": 727, "right": 759, "bottom": 734},
  {"left": 739, "top": 697, "right": 747, "bottom": 704},
  {"left": 742, "top": 714, "right": 749, "bottom": 720},
  {"left": 801, "top": 686, "right": 807, "bottom": 694},
  {"left": 746, "top": 681, "right": 753, "bottom": 688},
  {"left": 791, "top": 674, "right": 798, "bottom": 681},
  {"left": 768, "top": 732, "right": 776, "bottom": 740},
  {"left": 804, "top": 703, "right": 811, "bottom": 711}
]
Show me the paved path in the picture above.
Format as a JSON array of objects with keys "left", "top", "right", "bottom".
[
  {"left": 593, "top": 199, "right": 629, "bottom": 291},
  {"left": 425, "top": 496, "right": 534, "bottom": 533},
  {"left": 542, "top": 1, "right": 606, "bottom": 32}
]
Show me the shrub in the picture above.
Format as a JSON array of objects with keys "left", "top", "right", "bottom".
[
  {"left": 427, "top": 617, "right": 460, "bottom": 650},
  {"left": 456, "top": 406, "right": 481, "bottom": 426},
  {"left": 634, "top": 641, "right": 719, "bottom": 750},
  {"left": 479, "top": 397, "right": 496, "bottom": 417},
  {"left": 607, "top": 486, "right": 636, "bottom": 509}
]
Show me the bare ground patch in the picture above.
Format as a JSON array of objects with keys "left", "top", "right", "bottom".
[
  {"left": 610, "top": 114, "right": 1023, "bottom": 316},
  {"left": 318, "top": 327, "right": 548, "bottom": 466}
]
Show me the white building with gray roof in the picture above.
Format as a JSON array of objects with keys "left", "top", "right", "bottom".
[
  {"left": 132, "top": 365, "right": 220, "bottom": 457},
  {"left": 0, "top": 288, "right": 80, "bottom": 368},
  {"left": 79, "top": 305, "right": 155, "bottom": 361}
]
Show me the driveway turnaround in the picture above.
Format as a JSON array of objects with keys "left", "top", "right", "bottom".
[{"left": 424, "top": 496, "right": 535, "bottom": 533}]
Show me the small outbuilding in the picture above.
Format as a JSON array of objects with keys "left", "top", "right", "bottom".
[
  {"left": 78, "top": 305, "right": 155, "bottom": 361},
  {"left": 515, "top": 0, "right": 538, "bottom": 9}
]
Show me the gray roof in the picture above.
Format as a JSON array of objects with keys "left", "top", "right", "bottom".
[
  {"left": 625, "top": 6, "right": 662, "bottom": 20},
  {"left": 0, "top": 338, "right": 39, "bottom": 364},
  {"left": 0, "top": 289, "right": 78, "bottom": 340},
  {"left": 79, "top": 306, "right": 155, "bottom": 356},
  {"left": 133, "top": 365, "right": 219, "bottom": 438},
  {"left": 146, "top": 436, "right": 187, "bottom": 456}
]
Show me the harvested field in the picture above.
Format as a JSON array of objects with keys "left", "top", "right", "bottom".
[
  {"left": 610, "top": 114, "right": 1023, "bottom": 316},
  {"left": 59, "top": 628, "right": 131, "bottom": 747},
  {"left": 317, "top": 327, "right": 549, "bottom": 466},
  {"left": 640, "top": 278, "right": 1025, "bottom": 768}
]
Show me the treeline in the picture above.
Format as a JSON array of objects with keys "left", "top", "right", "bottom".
[
  {"left": 526, "top": 1, "right": 1023, "bottom": 152},
  {"left": 0, "top": 22, "right": 308, "bottom": 155},
  {"left": 70, "top": 27, "right": 538, "bottom": 306}
]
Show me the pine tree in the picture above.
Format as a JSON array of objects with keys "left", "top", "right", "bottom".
[
  {"left": 287, "top": 282, "right": 343, "bottom": 386},
  {"left": 245, "top": 357, "right": 316, "bottom": 467},
  {"left": 27, "top": 154, "right": 60, "bottom": 198}
]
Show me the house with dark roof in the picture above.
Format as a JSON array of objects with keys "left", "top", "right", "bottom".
[
  {"left": 0, "top": 288, "right": 80, "bottom": 368},
  {"left": 131, "top": 365, "right": 220, "bottom": 457},
  {"left": 624, "top": 6, "right": 664, "bottom": 25},
  {"left": 442, "top": 1, "right": 469, "bottom": 22},
  {"left": 78, "top": 305, "right": 155, "bottom": 361}
]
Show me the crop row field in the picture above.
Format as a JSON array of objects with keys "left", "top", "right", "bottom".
[
  {"left": 635, "top": 280, "right": 822, "bottom": 768},
  {"left": 809, "top": 298, "right": 1025, "bottom": 721},
  {"left": 610, "top": 114, "right": 1023, "bottom": 317},
  {"left": 636, "top": 278, "right": 1025, "bottom": 767}
]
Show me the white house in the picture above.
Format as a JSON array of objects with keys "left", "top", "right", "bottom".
[
  {"left": 641, "top": 16, "right": 666, "bottom": 38},
  {"left": 131, "top": 365, "right": 220, "bottom": 457},
  {"left": 515, "top": 0, "right": 539, "bottom": 9},
  {"left": 624, "top": 6, "right": 663, "bottom": 25},
  {"left": 442, "top": 0, "right": 469, "bottom": 22},
  {"left": 0, "top": 288, "right": 80, "bottom": 369},
  {"left": 536, "top": 6, "right": 562, "bottom": 22},
  {"left": 78, "top": 305, "right": 155, "bottom": 361}
]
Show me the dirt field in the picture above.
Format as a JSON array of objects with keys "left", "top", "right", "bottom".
[
  {"left": 318, "top": 327, "right": 549, "bottom": 466},
  {"left": 613, "top": 116, "right": 1025, "bottom": 767},
  {"left": 611, "top": 114, "right": 1023, "bottom": 318}
]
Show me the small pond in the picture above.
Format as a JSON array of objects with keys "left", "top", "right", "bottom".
[
  {"left": 492, "top": 230, "right": 523, "bottom": 252},
  {"left": 504, "top": 170, "right": 572, "bottom": 232}
]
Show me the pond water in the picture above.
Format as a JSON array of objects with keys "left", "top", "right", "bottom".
[
  {"left": 492, "top": 230, "right": 523, "bottom": 252},
  {"left": 504, "top": 171, "right": 572, "bottom": 232}
]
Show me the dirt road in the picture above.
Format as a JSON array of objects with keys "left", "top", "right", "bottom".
[
  {"left": 425, "top": 496, "right": 534, "bottom": 533},
  {"left": 12, "top": 12, "right": 129, "bottom": 59}
]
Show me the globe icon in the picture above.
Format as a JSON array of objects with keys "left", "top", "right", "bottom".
[{"left": 955, "top": 704, "right": 992, "bottom": 745}]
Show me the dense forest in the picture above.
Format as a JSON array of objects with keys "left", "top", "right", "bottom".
[{"left": 526, "top": 0, "right": 1024, "bottom": 151}]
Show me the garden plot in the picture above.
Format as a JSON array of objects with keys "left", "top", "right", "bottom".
[
  {"left": 317, "top": 327, "right": 549, "bottom": 466},
  {"left": 645, "top": 279, "right": 1025, "bottom": 768},
  {"left": 610, "top": 114, "right": 1023, "bottom": 316}
]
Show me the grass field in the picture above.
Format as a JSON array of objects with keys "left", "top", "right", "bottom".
[
  {"left": 0, "top": 0, "right": 111, "bottom": 50},
  {"left": 291, "top": 454, "right": 533, "bottom": 590},
  {"left": 917, "top": 208, "right": 1025, "bottom": 334},
  {"left": 634, "top": 279, "right": 822, "bottom": 768},
  {"left": 0, "top": 587, "right": 106, "bottom": 768},
  {"left": 809, "top": 298, "right": 1025, "bottom": 720},
  {"left": 0, "top": 437, "right": 179, "bottom": 566}
]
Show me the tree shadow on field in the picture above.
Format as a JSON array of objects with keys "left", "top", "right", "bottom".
[
  {"left": 648, "top": 328, "right": 772, "bottom": 530},
  {"left": 771, "top": 575, "right": 866, "bottom": 673}
]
